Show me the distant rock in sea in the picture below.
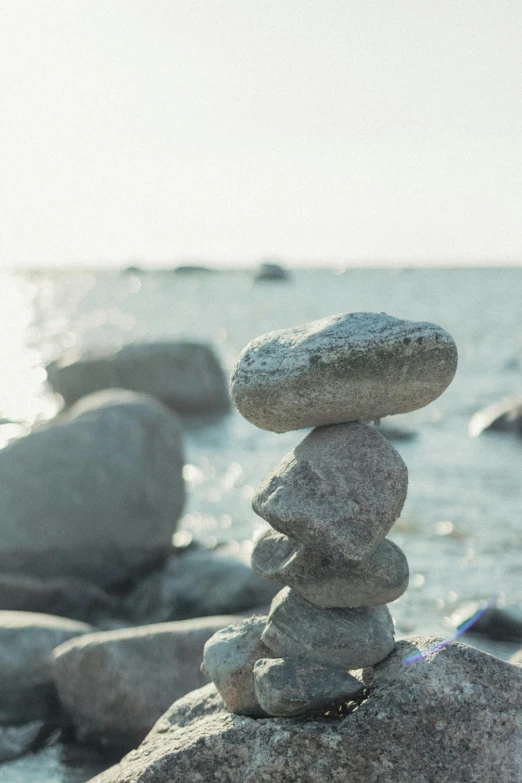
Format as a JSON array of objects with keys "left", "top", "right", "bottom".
[
  {"left": 254, "top": 262, "right": 290, "bottom": 282},
  {"left": 469, "top": 393, "right": 522, "bottom": 437}
]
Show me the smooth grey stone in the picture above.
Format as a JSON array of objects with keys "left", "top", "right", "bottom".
[
  {"left": 94, "top": 638, "right": 522, "bottom": 783},
  {"left": 469, "top": 393, "right": 522, "bottom": 437},
  {"left": 201, "top": 616, "right": 270, "bottom": 717},
  {"left": 253, "top": 422, "right": 408, "bottom": 564},
  {"left": 46, "top": 341, "right": 230, "bottom": 414},
  {"left": 0, "top": 390, "right": 184, "bottom": 587},
  {"left": 230, "top": 312, "right": 457, "bottom": 432},
  {"left": 253, "top": 657, "right": 364, "bottom": 717},
  {"left": 0, "top": 721, "right": 46, "bottom": 763},
  {"left": 52, "top": 614, "right": 238, "bottom": 749},
  {"left": 261, "top": 588, "right": 394, "bottom": 669},
  {"left": 0, "top": 611, "right": 93, "bottom": 724},
  {"left": 254, "top": 262, "right": 290, "bottom": 282},
  {"left": 251, "top": 530, "right": 409, "bottom": 608}
]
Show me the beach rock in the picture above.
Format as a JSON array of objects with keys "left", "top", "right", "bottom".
[
  {"left": 52, "top": 614, "right": 237, "bottom": 748},
  {"left": 46, "top": 341, "right": 230, "bottom": 414},
  {"left": 261, "top": 588, "right": 394, "bottom": 669},
  {"left": 231, "top": 312, "right": 457, "bottom": 433},
  {"left": 461, "top": 604, "right": 522, "bottom": 643},
  {"left": 92, "top": 637, "right": 522, "bottom": 783},
  {"left": 201, "top": 616, "right": 270, "bottom": 717},
  {"left": 0, "top": 573, "right": 117, "bottom": 624},
  {"left": 0, "top": 390, "right": 185, "bottom": 587},
  {"left": 469, "top": 393, "right": 522, "bottom": 437},
  {"left": 251, "top": 530, "right": 409, "bottom": 608},
  {"left": 124, "top": 547, "right": 279, "bottom": 624},
  {"left": 254, "top": 262, "right": 290, "bottom": 282},
  {"left": 0, "top": 721, "right": 46, "bottom": 762},
  {"left": 253, "top": 657, "right": 364, "bottom": 717},
  {"left": 253, "top": 423, "right": 408, "bottom": 564},
  {"left": 0, "top": 611, "right": 93, "bottom": 724}
]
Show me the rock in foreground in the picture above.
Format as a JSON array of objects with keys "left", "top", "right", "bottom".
[{"left": 89, "top": 637, "right": 522, "bottom": 783}]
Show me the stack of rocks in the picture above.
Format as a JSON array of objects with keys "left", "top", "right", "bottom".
[{"left": 203, "top": 312, "right": 457, "bottom": 718}]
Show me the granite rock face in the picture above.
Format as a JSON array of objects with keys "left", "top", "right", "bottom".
[
  {"left": 47, "top": 341, "right": 230, "bottom": 414},
  {"left": 253, "top": 422, "right": 408, "bottom": 564},
  {"left": 260, "top": 588, "right": 394, "bottom": 668},
  {"left": 253, "top": 657, "right": 364, "bottom": 717},
  {"left": 201, "top": 616, "right": 270, "bottom": 718},
  {"left": 0, "top": 611, "right": 93, "bottom": 724},
  {"left": 91, "top": 638, "right": 522, "bottom": 783},
  {"left": 251, "top": 529, "right": 409, "bottom": 608},
  {"left": 231, "top": 312, "right": 458, "bottom": 432},
  {"left": 0, "top": 390, "right": 185, "bottom": 586}
]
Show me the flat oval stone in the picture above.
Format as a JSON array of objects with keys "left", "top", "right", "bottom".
[
  {"left": 252, "top": 422, "right": 408, "bottom": 564},
  {"left": 253, "top": 657, "right": 364, "bottom": 717},
  {"left": 261, "top": 588, "right": 394, "bottom": 669},
  {"left": 201, "top": 615, "right": 270, "bottom": 718},
  {"left": 251, "top": 529, "right": 409, "bottom": 608},
  {"left": 230, "top": 312, "right": 457, "bottom": 432}
]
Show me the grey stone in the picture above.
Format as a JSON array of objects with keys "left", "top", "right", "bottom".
[
  {"left": 254, "top": 262, "right": 290, "bottom": 282},
  {"left": 0, "top": 721, "right": 46, "bottom": 762},
  {"left": 251, "top": 530, "right": 409, "bottom": 608},
  {"left": 46, "top": 341, "right": 230, "bottom": 414},
  {"left": 52, "top": 614, "right": 238, "bottom": 748},
  {"left": 230, "top": 312, "right": 457, "bottom": 432},
  {"left": 0, "top": 611, "right": 93, "bottom": 723},
  {"left": 0, "top": 390, "right": 185, "bottom": 586},
  {"left": 201, "top": 616, "right": 270, "bottom": 717},
  {"left": 91, "top": 637, "right": 522, "bottom": 783},
  {"left": 253, "top": 422, "right": 408, "bottom": 564},
  {"left": 261, "top": 587, "right": 394, "bottom": 669},
  {"left": 253, "top": 657, "right": 364, "bottom": 717},
  {"left": 469, "top": 393, "right": 522, "bottom": 437},
  {"left": 452, "top": 603, "right": 522, "bottom": 644},
  {"left": 124, "top": 547, "right": 279, "bottom": 624}
]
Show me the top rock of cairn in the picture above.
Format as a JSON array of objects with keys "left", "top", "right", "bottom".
[{"left": 230, "top": 312, "right": 458, "bottom": 432}]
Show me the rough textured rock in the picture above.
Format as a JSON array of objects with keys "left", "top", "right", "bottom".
[
  {"left": 231, "top": 312, "right": 458, "bottom": 432},
  {"left": 91, "top": 637, "right": 522, "bottom": 783},
  {"left": 46, "top": 341, "right": 230, "bottom": 414},
  {"left": 253, "top": 423, "right": 408, "bottom": 564},
  {"left": 124, "top": 547, "right": 279, "bottom": 624},
  {"left": 253, "top": 657, "right": 364, "bottom": 717},
  {"left": 0, "top": 390, "right": 185, "bottom": 586},
  {"left": 52, "top": 614, "right": 238, "bottom": 748},
  {"left": 0, "top": 573, "right": 117, "bottom": 624},
  {"left": 251, "top": 530, "right": 408, "bottom": 608},
  {"left": 201, "top": 616, "right": 270, "bottom": 717},
  {"left": 469, "top": 393, "right": 522, "bottom": 437},
  {"left": 0, "top": 721, "right": 47, "bottom": 762},
  {"left": 0, "top": 611, "right": 93, "bottom": 723},
  {"left": 261, "top": 587, "right": 394, "bottom": 668}
]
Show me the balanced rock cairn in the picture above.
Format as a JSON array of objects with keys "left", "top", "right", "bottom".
[{"left": 203, "top": 312, "right": 457, "bottom": 718}]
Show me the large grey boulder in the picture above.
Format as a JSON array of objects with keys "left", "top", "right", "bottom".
[
  {"left": 261, "top": 587, "right": 394, "bottom": 669},
  {"left": 46, "top": 341, "right": 230, "bottom": 415},
  {"left": 123, "top": 546, "right": 279, "bottom": 624},
  {"left": 230, "top": 312, "right": 457, "bottom": 432},
  {"left": 253, "top": 423, "right": 408, "bottom": 564},
  {"left": 52, "top": 614, "right": 238, "bottom": 748},
  {"left": 251, "top": 529, "right": 409, "bottom": 608},
  {"left": 89, "top": 637, "right": 522, "bottom": 783},
  {"left": 0, "top": 611, "right": 93, "bottom": 724},
  {"left": 0, "top": 390, "right": 185, "bottom": 587}
]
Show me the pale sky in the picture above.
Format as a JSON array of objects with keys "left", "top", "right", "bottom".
[{"left": 1, "top": 1, "right": 521, "bottom": 267}]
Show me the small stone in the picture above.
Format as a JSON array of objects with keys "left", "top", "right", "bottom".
[
  {"left": 230, "top": 312, "right": 457, "bottom": 432},
  {"left": 253, "top": 657, "right": 364, "bottom": 717},
  {"left": 253, "top": 422, "right": 408, "bottom": 564},
  {"left": 201, "top": 616, "right": 270, "bottom": 718},
  {"left": 261, "top": 588, "right": 394, "bottom": 669},
  {"left": 251, "top": 530, "right": 409, "bottom": 608}
]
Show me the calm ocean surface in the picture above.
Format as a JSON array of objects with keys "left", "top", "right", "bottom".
[{"left": 1, "top": 266, "right": 522, "bottom": 781}]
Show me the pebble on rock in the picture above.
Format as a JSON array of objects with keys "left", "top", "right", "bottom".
[
  {"left": 230, "top": 311, "right": 458, "bottom": 433},
  {"left": 251, "top": 529, "right": 409, "bottom": 608},
  {"left": 261, "top": 588, "right": 394, "bottom": 669},
  {"left": 201, "top": 616, "right": 270, "bottom": 718},
  {"left": 253, "top": 422, "right": 408, "bottom": 564},
  {"left": 253, "top": 657, "right": 364, "bottom": 717}
]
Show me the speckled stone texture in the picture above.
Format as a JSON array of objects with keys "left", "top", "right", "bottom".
[
  {"left": 251, "top": 529, "right": 409, "bottom": 608},
  {"left": 91, "top": 638, "right": 522, "bottom": 783},
  {"left": 253, "top": 657, "right": 364, "bottom": 717},
  {"left": 230, "top": 312, "right": 457, "bottom": 432},
  {"left": 201, "top": 616, "right": 270, "bottom": 718},
  {"left": 260, "top": 587, "right": 394, "bottom": 669},
  {"left": 253, "top": 422, "right": 408, "bottom": 564}
]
